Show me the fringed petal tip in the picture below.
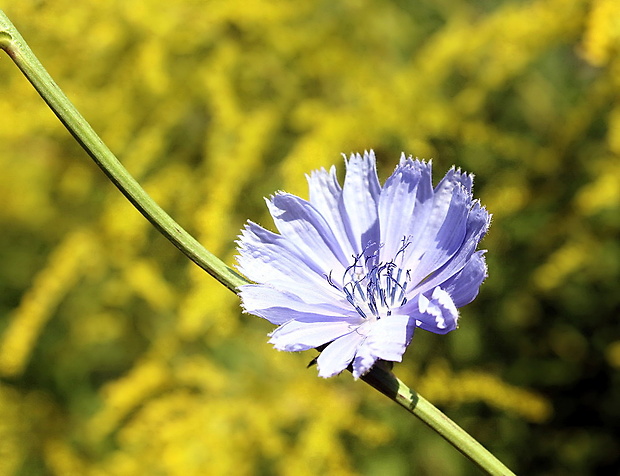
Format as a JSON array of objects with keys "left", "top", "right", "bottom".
[
  {"left": 398, "top": 151, "right": 432, "bottom": 168},
  {"left": 343, "top": 149, "right": 377, "bottom": 163}
]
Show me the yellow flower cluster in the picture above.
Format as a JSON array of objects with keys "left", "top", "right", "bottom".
[
  {"left": 0, "top": 230, "right": 95, "bottom": 377},
  {"left": 415, "top": 360, "right": 552, "bottom": 423},
  {"left": 580, "top": 0, "right": 620, "bottom": 66}
]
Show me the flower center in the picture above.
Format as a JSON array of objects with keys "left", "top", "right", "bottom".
[{"left": 327, "top": 239, "right": 412, "bottom": 319}]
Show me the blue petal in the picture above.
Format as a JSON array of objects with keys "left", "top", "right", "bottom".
[
  {"left": 340, "top": 151, "right": 381, "bottom": 254},
  {"left": 404, "top": 169, "right": 473, "bottom": 286},
  {"left": 440, "top": 250, "right": 488, "bottom": 307},
  {"left": 364, "top": 314, "right": 415, "bottom": 361},
  {"left": 307, "top": 166, "right": 356, "bottom": 260},
  {"left": 268, "top": 193, "right": 350, "bottom": 271},
  {"left": 334, "top": 315, "right": 415, "bottom": 379},
  {"left": 317, "top": 331, "right": 364, "bottom": 377},
  {"left": 350, "top": 345, "right": 377, "bottom": 379},
  {"left": 269, "top": 319, "right": 361, "bottom": 352},
  {"left": 402, "top": 287, "right": 459, "bottom": 334},
  {"left": 237, "top": 222, "right": 337, "bottom": 292},
  {"left": 412, "top": 200, "right": 490, "bottom": 296},
  {"left": 378, "top": 156, "right": 434, "bottom": 260},
  {"left": 239, "top": 284, "right": 352, "bottom": 325}
]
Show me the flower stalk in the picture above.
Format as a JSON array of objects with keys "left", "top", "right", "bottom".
[
  {"left": 361, "top": 365, "right": 515, "bottom": 475},
  {"left": 0, "top": 10, "right": 515, "bottom": 475},
  {"left": 0, "top": 10, "right": 246, "bottom": 293}
]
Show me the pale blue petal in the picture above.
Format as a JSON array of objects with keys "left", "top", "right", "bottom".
[
  {"left": 350, "top": 345, "right": 377, "bottom": 379},
  {"left": 317, "top": 331, "right": 364, "bottom": 378},
  {"left": 349, "top": 315, "right": 416, "bottom": 379},
  {"left": 237, "top": 222, "right": 337, "bottom": 291},
  {"left": 269, "top": 319, "right": 361, "bottom": 352},
  {"left": 378, "top": 157, "right": 433, "bottom": 260},
  {"left": 401, "top": 287, "right": 459, "bottom": 334},
  {"left": 411, "top": 200, "right": 490, "bottom": 296},
  {"left": 239, "top": 284, "right": 352, "bottom": 325},
  {"left": 406, "top": 182, "right": 470, "bottom": 286},
  {"left": 441, "top": 251, "right": 487, "bottom": 307},
  {"left": 340, "top": 151, "right": 381, "bottom": 254},
  {"left": 364, "top": 314, "right": 414, "bottom": 362},
  {"left": 268, "top": 193, "right": 350, "bottom": 272},
  {"left": 307, "top": 166, "right": 356, "bottom": 260},
  {"left": 403, "top": 169, "right": 473, "bottom": 280}
]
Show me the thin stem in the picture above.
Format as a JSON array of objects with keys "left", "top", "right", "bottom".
[
  {"left": 0, "top": 10, "right": 247, "bottom": 292},
  {"left": 1, "top": 10, "right": 515, "bottom": 475},
  {"left": 361, "top": 365, "right": 516, "bottom": 476}
]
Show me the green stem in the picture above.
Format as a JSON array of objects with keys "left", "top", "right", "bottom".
[
  {"left": 0, "top": 10, "right": 247, "bottom": 292},
  {"left": 1, "top": 10, "right": 515, "bottom": 475},
  {"left": 362, "top": 365, "right": 516, "bottom": 476}
]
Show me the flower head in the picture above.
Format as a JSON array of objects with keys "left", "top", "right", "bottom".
[{"left": 236, "top": 151, "right": 490, "bottom": 378}]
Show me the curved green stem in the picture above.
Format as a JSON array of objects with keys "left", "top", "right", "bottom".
[
  {"left": 362, "top": 365, "right": 516, "bottom": 476},
  {"left": 0, "top": 10, "right": 247, "bottom": 292},
  {"left": 1, "top": 10, "right": 515, "bottom": 475}
]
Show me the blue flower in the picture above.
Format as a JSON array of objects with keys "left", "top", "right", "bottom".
[{"left": 237, "top": 151, "right": 490, "bottom": 378}]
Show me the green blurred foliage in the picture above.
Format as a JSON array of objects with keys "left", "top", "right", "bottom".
[{"left": 0, "top": 0, "right": 618, "bottom": 474}]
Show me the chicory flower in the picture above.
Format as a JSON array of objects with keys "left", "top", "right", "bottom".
[{"left": 237, "top": 151, "right": 490, "bottom": 378}]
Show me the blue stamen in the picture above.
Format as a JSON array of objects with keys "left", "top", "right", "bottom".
[
  {"left": 325, "top": 239, "right": 413, "bottom": 319},
  {"left": 353, "top": 280, "right": 366, "bottom": 301}
]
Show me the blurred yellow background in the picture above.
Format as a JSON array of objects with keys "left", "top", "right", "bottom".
[{"left": 1, "top": 1, "right": 618, "bottom": 475}]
